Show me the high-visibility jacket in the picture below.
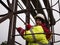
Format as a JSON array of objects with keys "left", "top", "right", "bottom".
[
  {"left": 26, "top": 23, "right": 52, "bottom": 40},
  {"left": 24, "top": 26, "right": 49, "bottom": 45}
]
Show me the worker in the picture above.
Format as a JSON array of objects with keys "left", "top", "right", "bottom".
[{"left": 17, "top": 14, "right": 52, "bottom": 45}]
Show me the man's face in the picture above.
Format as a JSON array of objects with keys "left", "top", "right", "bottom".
[{"left": 35, "top": 19, "right": 42, "bottom": 25}]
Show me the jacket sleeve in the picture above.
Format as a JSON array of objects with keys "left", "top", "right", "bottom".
[{"left": 41, "top": 23, "right": 52, "bottom": 40}]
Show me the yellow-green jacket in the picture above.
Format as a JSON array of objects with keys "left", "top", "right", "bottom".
[{"left": 24, "top": 25, "right": 49, "bottom": 45}]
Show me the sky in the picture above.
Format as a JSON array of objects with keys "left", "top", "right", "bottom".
[{"left": 0, "top": 0, "right": 60, "bottom": 45}]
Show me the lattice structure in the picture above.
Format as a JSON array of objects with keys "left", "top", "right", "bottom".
[{"left": 0, "top": 0, "right": 60, "bottom": 45}]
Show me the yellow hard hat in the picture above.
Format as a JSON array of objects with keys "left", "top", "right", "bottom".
[{"left": 35, "top": 14, "right": 45, "bottom": 20}]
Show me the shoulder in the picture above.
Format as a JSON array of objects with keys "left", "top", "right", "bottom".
[{"left": 33, "top": 25, "right": 44, "bottom": 31}]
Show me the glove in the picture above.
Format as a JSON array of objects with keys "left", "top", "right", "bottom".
[
  {"left": 17, "top": 27, "right": 25, "bottom": 35},
  {"left": 26, "top": 24, "right": 32, "bottom": 30}
]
